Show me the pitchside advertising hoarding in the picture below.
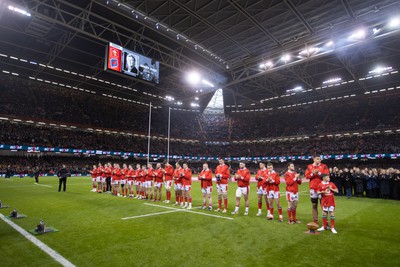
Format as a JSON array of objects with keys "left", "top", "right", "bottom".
[
  {"left": 0, "top": 144, "right": 398, "bottom": 161},
  {"left": 105, "top": 42, "right": 160, "bottom": 84}
]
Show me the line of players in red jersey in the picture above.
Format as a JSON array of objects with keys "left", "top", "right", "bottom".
[{"left": 89, "top": 156, "right": 337, "bottom": 232}]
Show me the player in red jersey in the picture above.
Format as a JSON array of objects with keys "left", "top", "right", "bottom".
[
  {"left": 111, "top": 163, "right": 122, "bottom": 196},
  {"left": 120, "top": 163, "right": 128, "bottom": 197},
  {"left": 173, "top": 162, "right": 183, "bottom": 206},
  {"left": 232, "top": 162, "right": 251, "bottom": 215},
  {"left": 139, "top": 165, "right": 147, "bottom": 199},
  {"left": 305, "top": 155, "right": 329, "bottom": 224},
  {"left": 90, "top": 165, "right": 98, "bottom": 192},
  {"left": 126, "top": 164, "right": 135, "bottom": 198},
  {"left": 284, "top": 162, "right": 302, "bottom": 224},
  {"left": 181, "top": 162, "right": 193, "bottom": 209},
  {"left": 105, "top": 163, "right": 113, "bottom": 193},
  {"left": 163, "top": 161, "right": 174, "bottom": 203},
  {"left": 134, "top": 163, "right": 141, "bottom": 198},
  {"left": 317, "top": 174, "right": 338, "bottom": 234},
  {"left": 153, "top": 163, "right": 164, "bottom": 202},
  {"left": 255, "top": 163, "right": 270, "bottom": 217},
  {"left": 145, "top": 163, "right": 155, "bottom": 200},
  {"left": 265, "top": 163, "right": 283, "bottom": 222},
  {"left": 215, "top": 158, "right": 230, "bottom": 213},
  {"left": 100, "top": 163, "right": 107, "bottom": 192},
  {"left": 199, "top": 163, "right": 213, "bottom": 210},
  {"left": 96, "top": 163, "right": 104, "bottom": 193}
]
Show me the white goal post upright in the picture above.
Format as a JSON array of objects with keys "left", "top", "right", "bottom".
[
  {"left": 146, "top": 102, "right": 152, "bottom": 165},
  {"left": 167, "top": 107, "right": 171, "bottom": 163}
]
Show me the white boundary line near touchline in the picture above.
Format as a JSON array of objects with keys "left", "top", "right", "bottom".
[
  {"left": 0, "top": 184, "right": 53, "bottom": 188},
  {"left": 143, "top": 203, "right": 234, "bottom": 221},
  {"left": 35, "top": 183, "right": 53, "bottom": 188},
  {"left": 0, "top": 213, "right": 75, "bottom": 267},
  {"left": 121, "top": 209, "right": 182, "bottom": 220}
]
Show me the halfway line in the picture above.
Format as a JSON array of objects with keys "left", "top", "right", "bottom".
[
  {"left": 0, "top": 213, "right": 75, "bottom": 267},
  {"left": 144, "top": 203, "right": 234, "bottom": 221}
]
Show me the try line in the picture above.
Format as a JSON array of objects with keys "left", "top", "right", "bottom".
[
  {"left": 0, "top": 213, "right": 75, "bottom": 267},
  {"left": 143, "top": 203, "right": 234, "bottom": 221}
]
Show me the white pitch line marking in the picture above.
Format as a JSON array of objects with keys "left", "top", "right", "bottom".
[
  {"left": 35, "top": 184, "right": 53, "bottom": 188},
  {"left": 0, "top": 185, "right": 53, "bottom": 188},
  {"left": 122, "top": 209, "right": 182, "bottom": 220},
  {"left": 0, "top": 213, "right": 75, "bottom": 267},
  {"left": 144, "top": 203, "right": 234, "bottom": 220}
]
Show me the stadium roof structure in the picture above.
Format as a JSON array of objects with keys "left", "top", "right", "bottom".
[{"left": 1, "top": 0, "right": 400, "bottom": 113}]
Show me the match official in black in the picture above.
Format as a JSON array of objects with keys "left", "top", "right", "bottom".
[{"left": 57, "top": 164, "right": 70, "bottom": 192}]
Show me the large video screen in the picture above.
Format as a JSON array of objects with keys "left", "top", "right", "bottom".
[{"left": 105, "top": 42, "right": 160, "bottom": 84}]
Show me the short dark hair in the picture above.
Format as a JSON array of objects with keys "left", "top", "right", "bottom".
[
  {"left": 287, "top": 162, "right": 294, "bottom": 167},
  {"left": 267, "top": 162, "right": 273, "bottom": 167}
]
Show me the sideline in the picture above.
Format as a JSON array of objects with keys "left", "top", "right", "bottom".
[{"left": 0, "top": 213, "right": 75, "bottom": 267}]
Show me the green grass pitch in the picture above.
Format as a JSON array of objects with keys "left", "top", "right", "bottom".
[{"left": 0, "top": 176, "right": 399, "bottom": 267}]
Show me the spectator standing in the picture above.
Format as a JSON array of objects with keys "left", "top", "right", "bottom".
[
  {"left": 379, "top": 169, "right": 391, "bottom": 199},
  {"left": 353, "top": 168, "right": 364, "bottom": 197},
  {"left": 366, "top": 169, "right": 379, "bottom": 198},
  {"left": 342, "top": 168, "right": 353, "bottom": 198},
  {"left": 330, "top": 167, "right": 342, "bottom": 196}
]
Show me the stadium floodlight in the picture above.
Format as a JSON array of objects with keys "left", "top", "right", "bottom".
[
  {"left": 349, "top": 29, "right": 366, "bottom": 40},
  {"left": 202, "top": 79, "right": 215, "bottom": 87},
  {"left": 388, "top": 17, "right": 400, "bottom": 28},
  {"left": 259, "top": 61, "right": 273, "bottom": 68},
  {"left": 265, "top": 61, "right": 273, "bottom": 67},
  {"left": 372, "top": 27, "right": 381, "bottom": 34},
  {"left": 176, "top": 101, "right": 183, "bottom": 105},
  {"left": 190, "top": 102, "right": 199, "bottom": 107},
  {"left": 325, "top": 41, "right": 334, "bottom": 47},
  {"left": 186, "top": 71, "right": 201, "bottom": 85},
  {"left": 286, "top": 86, "right": 303, "bottom": 93},
  {"left": 165, "top": 95, "right": 174, "bottom": 101},
  {"left": 281, "top": 54, "right": 290, "bottom": 63},
  {"left": 195, "top": 97, "right": 199, "bottom": 100},
  {"left": 8, "top": 5, "right": 31, "bottom": 17},
  {"left": 299, "top": 47, "right": 319, "bottom": 56},
  {"left": 323, "top": 77, "right": 342, "bottom": 84},
  {"left": 368, "top": 66, "right": 392, "bottom": 74}
]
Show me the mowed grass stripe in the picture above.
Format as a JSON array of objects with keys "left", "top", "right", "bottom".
[{"left": 1, "top": 176, "right": 400, "bottom": 267}]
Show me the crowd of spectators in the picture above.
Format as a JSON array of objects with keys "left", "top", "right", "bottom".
[
  {"left": 1, "top": 121, "right": 400, "bottom": 157},
  {"left": 1, "top": 78, "right": 399, "bottom": 142},
  {"left": 329, "top": 166, "right": 400, "bottom": 200},
  {"left": 230, "top": 95, "right": 400, "bottom": 139}
]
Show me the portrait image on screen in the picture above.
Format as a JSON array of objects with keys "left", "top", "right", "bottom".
[
  {"left": 123, "top": 52, "right": 139, "bottom": 77},
  {"left": 106, "top": 42, "right": 160, "bottom": 84},
  {"left": 138, "top": 58, "right": 159, "bottom": 84}
]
